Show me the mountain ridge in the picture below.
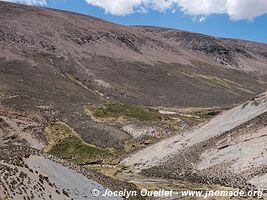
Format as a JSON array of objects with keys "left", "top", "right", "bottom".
[
  {"left": 0, "top": 2, "right": 267, "bottom": 199},
  {"left": 1, "top": 1, "right": 267, "bottom": 109}
]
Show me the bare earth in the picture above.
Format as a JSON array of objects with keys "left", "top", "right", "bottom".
[
  {"left": 123, "top": 93, "right": 267, "bottom": 190},
  {"left": 123, "top": 93, "right": 267, "bottom": 169}
]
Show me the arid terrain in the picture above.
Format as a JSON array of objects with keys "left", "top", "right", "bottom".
[
  {"left": 0, "top": 1, "right": 266, "bottom": 199},
  {"left": 124, "top": 93, "right": 267, "bottom": 191}
]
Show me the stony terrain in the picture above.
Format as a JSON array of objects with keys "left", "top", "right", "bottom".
[
  {"left": 123, "top": 93, "right": 267, "bottom": 193},
  {"left": 0, "top": 145, "right": 144, "bottom": 200},
  {"left": 0, "top": 1, "right": 266, "bottom": 150},
  {"left": 133, "top": 26, "right": 267, "bottom": 72},
  {"left": 0, "top": 108, "right": 45, "bottom": 149},
  {"left": 0, "top": 1, "right": 266, "bottom": 199}
]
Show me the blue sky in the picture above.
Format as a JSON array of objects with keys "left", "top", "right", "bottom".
[{"left": 3, "top": 0, "right": 267, "bottom": 44}]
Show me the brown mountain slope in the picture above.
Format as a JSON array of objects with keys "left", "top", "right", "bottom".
[
  {"left": 0, "top": 2, "right": 267, "bottom": 197},
  {"left": 133, "top": 26, "right": 267, "bottom": 72},
  {"left": 0, "top": 2, "right": 267, "bottom": 150},
  {"left": 0, "top": 2, "right": 267, "bottom": 109}
]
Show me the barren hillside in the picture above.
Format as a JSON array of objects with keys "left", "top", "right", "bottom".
[
  {"left": 1, "top": 1, "right": 267, "bottom": 109},
  {"left": 124, "top": 92, "right": 267, "bottom": 192},
  {"left": 1, "top": 1, "right": 267, "bottom": 148},
  {"left": 0, "top": 2, "right": 266, "bottom": 199}
]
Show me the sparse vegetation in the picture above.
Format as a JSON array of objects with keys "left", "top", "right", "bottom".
[
  {"left": 177, "top": 107, "right": 225, "bottom": 118},
  {"left": 45, "top": 122, "right": 122, "bottom": 165},
  {"left": 86, "top": 102, "right": 161, "bottom": 122},
  {"left": 1, "top": 3, "right": 267, "bottom": 199}
]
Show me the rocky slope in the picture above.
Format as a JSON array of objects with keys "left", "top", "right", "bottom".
[
  {"left": 0, "top": 2, "right": 266, "bottom": 199},
  {"left": 0, "top": 1, "right": 267, "bottom": 109},
  {"left": 0, "top": 1, "right": 266, "bottom": 150},
  {"left": 134, "top": 26, "right": 267, "bottom": 72},
  {"left": 123, "top": 92, "right": 267, "bottom": 191},
  {"left": 0, "top": 145, "right": 143, "bottom": 200}
]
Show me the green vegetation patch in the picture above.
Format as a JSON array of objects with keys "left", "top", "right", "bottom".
[
  {"left": 45, "top": 122, "right": 121, "bottom": 165},
  {"left": 87, "top": 102, "right": 161, "bottom": 121}
]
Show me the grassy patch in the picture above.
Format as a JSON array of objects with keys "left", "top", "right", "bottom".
[
  {"left": 86, "top": 102, "right": 161, "bottom": 122},
  {"left": 45, "top": 122, "right": 121, "bottom": 165}
]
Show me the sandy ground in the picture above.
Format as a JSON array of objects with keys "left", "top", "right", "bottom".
[
  {"left": 0, "top": 161, "right": 70, "bottom": 200},
  {"left": 248, "top": 174, "right": 267, "bottom": 191},
  {"left": 198, "top": 126, "right": 267, "bottom": 173},
  {"left": 26, "top": 155, "right": 123, "bottom": 200},
  {"left": 0, "top": 114, "right": 45, "bottom": 149},
  {"left": 0, "top": 155, "right": 123, "bottom": 199}
]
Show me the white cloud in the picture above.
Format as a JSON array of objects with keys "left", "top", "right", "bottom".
[
  {"left": 146, "top": 0, "right": 173, "bottom": 12},
  {"left": 3, "top": 0, "right": 267, "bottom": 21},
  {"left": 1, "top": 0, "right": 47, "bottom": 6},
  {"left": 175, "top": 0, "right": 227, "bottom": 16},
  {"left": 192, "top": 16, "right": 207, "bottom": 23},
  {"left": 85, "top": 0, "right": 267, "bottom": 21},
  {"left": 85, "top": 0, "right": 174, "bottom": 15},
  {"left": 199, "top": 16, "right": 207, "bottom": 23},
  {"left": 175, "top": 0, "right": 267, "bottom": 21},
  {"left": 226, "top": 0, "right": 267, "bottom": 21},
  {"left": 85, "top": 0, "right": 141, "bottom": 15}
]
